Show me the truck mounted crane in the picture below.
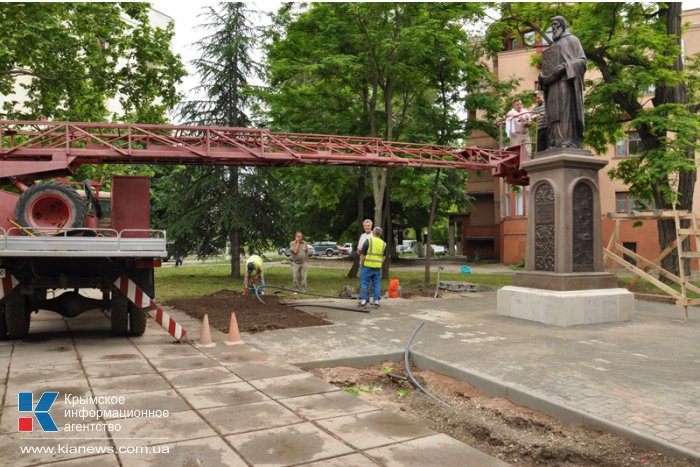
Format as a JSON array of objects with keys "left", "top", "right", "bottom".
[{"left": 0, "top": 120, "right": 529, "bottom": 339}]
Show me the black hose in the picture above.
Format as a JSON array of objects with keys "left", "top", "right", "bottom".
[
  {"left": 404, "top": 321, "right": 450, "bottom": 407},
  {"left": 253, "top": 286, "right": 265, "bottom": 305},
  {"left": 265, "top": 285, "right": 355, "bottom": 300},
  {"left": 286, "top": 303, "right": 370, "bottom": 313}
]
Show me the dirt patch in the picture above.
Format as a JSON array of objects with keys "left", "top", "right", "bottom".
[
  {"left": 310, "top": 363, "right": 694, "bottom": 467},
  {"left": 165, "top": 290, "right": 331, "bottom": 333}
]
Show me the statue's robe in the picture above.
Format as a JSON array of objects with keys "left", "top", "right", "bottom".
[{"left": 539, "top": 32, "right": 587, "bottom": 148}]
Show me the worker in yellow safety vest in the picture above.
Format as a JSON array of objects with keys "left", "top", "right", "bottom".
[
  {"left": 243, "top": 254, "right": 265, "bottom": 295},
  {"left": 358, "top": 226, "right": 386, "bottom": 308}
]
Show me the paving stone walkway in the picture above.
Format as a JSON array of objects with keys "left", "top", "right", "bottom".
[{"left": 0, "top": 308, "right": 505, "bottom": 466}]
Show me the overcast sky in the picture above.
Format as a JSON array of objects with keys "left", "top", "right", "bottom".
[{"left": 150, "top": 1, "right": 281, "bottom": 103}]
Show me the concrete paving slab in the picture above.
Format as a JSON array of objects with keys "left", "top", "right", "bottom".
[
  {"left": 74, "top": 345, "right": 145, "bottom": 363},
  {"left": 316, "top": 411, "right": 435, "bottom": 450},
  {"left": 200, "top": 400, "right": 304, "bottom": 435},
  {"left": 365, "top": 433, "right": 509, "bottom": 467},
  {"left": 0, "top": 345, "right": 12, "bottom": 357},
  {"left": 226, "top": 422, "right": 354, "bottom": 466},
  {"left": 89, "top": 373, "right": 170, "bottom": 396},
  {"left": 43, "top": 453, "right": 120, "bottom": 466},
  {"left": 161, "top": 366, "right": 241, "bottom": 388},
  {"left": 206, "top": 349, "right": 272, "bottom": 365},
  {"left": 301, "top": 453, "right": 380, "bottom": 466},
  {"left": 249, "top": 373, "right": 340, "bottom": 400},
  {"left": 82, "top": 359, "right": 155, "bottom": 379},
  {"left": 225, "top": 360, "right": 307, "bottom": 381},
  {"left": 97, "top": 389, "right": 191, "bottom": 419},
  {"left": 117, "top": 436, "right": 247, "bottom": 467},
  {"left": 280, "top": 391, "right": 381, "bottom": 421},
  {"left": 110, "top": 410, "right": 216, "bottom": 448},
  {"left": 148, "top": 355, "right": 220, "bottom": 371},
  {"left": 0, "top": 433, "right": 112, "bottom": 466},
  {"left": 5, "top": 377, "right": 91, "bottom": 408},
  {"left": 178, "top": 381, "right": 268, "bottom": 410},
  {"left": 0, "top": 357, "right": 10, "bottom": 383},
  {"left": 10, "top": 345, "right": 78, "bottom": 366},
  {"left": 135, "top": 342, "right": 204, "bottom": 359},
  {"left": 8, "top": 362, "right": 84, "bottom": 387}
]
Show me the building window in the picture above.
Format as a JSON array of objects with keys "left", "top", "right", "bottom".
[
  {"left": 502, "top": 184, "right": 526, "bottom": 218},
  {"left": 615, "top": 131, "right": 641, "bottom": 158},
  {"left": 515, "top": 191, "right": 525, "bottom": 216},
  {"left": 615, "top": 192, "right": 642, "bottom": 212},
  {"left": 502, "top": 194, "right": 511, "bottom": 218}
]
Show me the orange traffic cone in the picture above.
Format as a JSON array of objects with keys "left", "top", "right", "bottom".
[
  {"left": 195, "top": 313, "right": 216, "bottom": 348},
  {"left": 225, "top": 312, "right": 243, "bottom": 346}
]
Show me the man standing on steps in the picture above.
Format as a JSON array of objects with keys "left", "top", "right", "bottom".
[
  {"left": 289, "top": 231, "right": 309, "bottom": 292},
  {"left": 243, "top": 254, "right": 265, "bottom": 295},
  {"left": 359, "top": 227, "right": 386, "bottom": 308}
]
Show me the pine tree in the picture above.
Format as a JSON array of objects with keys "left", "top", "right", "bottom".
[{"left": 154, "top": 2, "right": 286, "bottom": 278}]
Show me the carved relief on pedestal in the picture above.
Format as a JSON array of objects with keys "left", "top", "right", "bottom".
[
  {"left": 534, "top": 183, "right": 555, "bottom": 271},
  {"left": 572, "top": 182, "right": 594, "bottom": 272}
]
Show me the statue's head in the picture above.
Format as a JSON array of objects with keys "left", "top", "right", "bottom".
[{"left": 552, "top": 16, "right": 567, "bottom": 40}]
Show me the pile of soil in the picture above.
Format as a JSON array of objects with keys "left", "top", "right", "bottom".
[
  {"left": 165, "top": 290, "right": 331, "bottom": 333},
  {"left": 311, "top": 363, "right": 694, "bottom": 467}
]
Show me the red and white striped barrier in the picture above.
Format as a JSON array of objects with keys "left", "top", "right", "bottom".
[
  {"left": 114, "top": 275, "right": 186, "bottom": 342},
  {"left": 1, "top": 274, "right": 19, "bottom": 300}
]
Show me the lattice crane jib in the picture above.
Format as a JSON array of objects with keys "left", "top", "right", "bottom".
[{"left": 0, "top": 120, "right": 529, "bottom": 186}]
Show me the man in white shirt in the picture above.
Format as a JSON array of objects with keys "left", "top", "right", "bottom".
[
  {"left": 356, "top": 219, "right": 373, "bottom": 256},
  {"left": 506, "top": 99, "right": 533, "bottom": 158}
]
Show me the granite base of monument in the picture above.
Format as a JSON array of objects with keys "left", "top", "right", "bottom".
[
  {"left": 497, "top": 286, "right": 633, "bottom": 327},
  {"left": 495, "top": 149, "right": 634, "bottom": 326}
]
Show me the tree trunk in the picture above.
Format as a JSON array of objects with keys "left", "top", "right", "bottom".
[
  {"left": 424, "top": 169, "right": 441, "bottom": 286},
  {"left": 228, "top": 166, "right": 241, "bottom": 278},
  {"left": 348, "top": 167, "right": 366, "bottom": 279},
  {"left": 381, "top": 169, "right": 393, "bottom": 278},
  {"left": 653, "top": 2, "right": 696, "bottom": 281},
  {"left": 370, "top": 168, "right": 388, "bottom": 226}
]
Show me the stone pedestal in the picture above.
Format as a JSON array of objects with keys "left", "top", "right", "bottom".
[
  {"left": 497, "top": 149, "right": 633, "bottom": 326},
  {"left": 498, "top": 286, "right": 633, "bottom": 327}
]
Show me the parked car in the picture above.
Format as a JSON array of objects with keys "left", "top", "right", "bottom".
[
  {"left": 312, "top": 241, "right": 340, "bottom": 257},
  {"left": 279, "top": 245, "right": 315, "bottom": 257},
  {"left": 397, "top": 240, "right": 417, "bottom": 254},
  {"left": 430, "top": 244, "right": 446, "bottom": 254},
  {"left": 337, "top": 242, "right": 353, "bottom": 255},
  {"left": 423, "top": 244, "right": 446, "bottom": 255}
]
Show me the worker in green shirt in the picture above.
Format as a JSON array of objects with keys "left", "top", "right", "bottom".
[{"left": 243, "top": 254, "right": 265, "bottom": 295}]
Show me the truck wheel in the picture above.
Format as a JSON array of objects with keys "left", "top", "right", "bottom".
[
  {"left": 15, "top": 182, "right": 87, "bottom": 234},
  {"left": 129, "top": 305, "right": 147, "bottom": 336},
  {"left": 110, "top": 288, "right": 129, "bottom": 336},
  {"left": 326, "top": 249, "right": 334, "bottom": 257},
  {"left": 6, "top": 292, "right": 29, "bottom": 339}
]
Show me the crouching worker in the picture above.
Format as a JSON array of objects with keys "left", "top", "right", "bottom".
[
  {"left": 359, "top": 227, "right": 386, "bottom": 308},
  {"left": 243, "top": 254, "right": 265, "bottom": 295}
]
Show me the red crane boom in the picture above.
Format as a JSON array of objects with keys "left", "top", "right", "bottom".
[{"left": 0, "top": 120, "right": 529, "bottom": 186}]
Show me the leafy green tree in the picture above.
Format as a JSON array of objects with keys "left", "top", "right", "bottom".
[
  {"left": 491, "top": 2, "right": 700, "bottom": 277},
  {"left": 154, "top": 3, "right": 286, "bottom": 278},
  {"left": 0, "top": 2, "right": 184, "bottom": 122},
  {"left": 264, "top": 2, "right": 494, "bottom": 278}
]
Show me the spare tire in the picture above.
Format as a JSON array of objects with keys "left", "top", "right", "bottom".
[{"left": 15, "top": 182, "right": 87, "bottom": 235}]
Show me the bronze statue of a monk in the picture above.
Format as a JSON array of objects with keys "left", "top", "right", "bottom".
[{"left": 538, "top": 16, "right": 587, "bottom": 149}]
